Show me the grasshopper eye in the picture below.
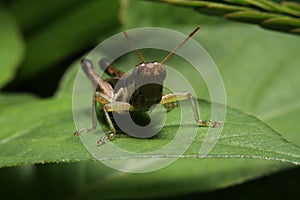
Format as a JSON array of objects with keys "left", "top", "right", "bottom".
[
  {"left": 133, "top": 63, "right": 145, "bottom": 76},
  {"left": 146, "top": 63, "right": 154, "bottom": 68}
]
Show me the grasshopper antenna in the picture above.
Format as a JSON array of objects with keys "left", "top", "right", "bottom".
[
  {"left": 122, "top": 31, "right": 146, "bottom": 64},
  {"left": 161, "top": 26, "right": 200, "bottom": 65}
]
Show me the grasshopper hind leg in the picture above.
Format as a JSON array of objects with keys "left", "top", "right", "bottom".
[
  {"left": 99, "top": 58, "right": 125, "bottom": 78},
  {"left": 75, "top": 58, "right": 120, "bottom": 146}
]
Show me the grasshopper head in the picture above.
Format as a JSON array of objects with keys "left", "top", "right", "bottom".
[
  {"left": 129, "top": 61, "right": 166, "bottom": 110},
  {"left": 123, "top": 26, "right": 201, "bottom": 111},
  {"left": 133, "top": 61, "right": 166, "bottom": 84}
]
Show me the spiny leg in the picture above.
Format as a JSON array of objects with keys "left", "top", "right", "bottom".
[
  {"left": 159, "top": 92, "right": 220, "bottom": 127},
  {"left": 73, "top": 93, "right": 98, "bottom": 136},
  {"left": 98, "top": 101, "right": 134, "bottom": 145},
  {"left": 98, "top": 108, "right": 117, "bottom": 145},
  {"left": 94, "top": 92, "right": 117, "bottom": 145},
  {"left": 74, "top": 91, "right": 115, "bottom": 146},
  {"left": 74, "top": 92, "right": 119, "bottom": 145},
  {"left": 74, "top": 60, "right": 99, "bottom": 135},
  {"left": 74, "top": 90, "right": 113, "bottom": 136},
  {"left": 163, "top": 101, "right": 178, "bottom": 112}
]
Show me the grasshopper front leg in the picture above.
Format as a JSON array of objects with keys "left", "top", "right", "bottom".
[
  {"left": 73, "top": 93, "right": 98, "bottom": 136},
  {"left": 99, "top": 100, "right": 134, "bottom": 145},
  {"left": 159, "top": 92, "right": 220, "bottom": 127},
  {"left": 94, "top": 92, "right": 134, "bottom": 145},
  {"left": 74, "top": 91, "right": 114, "bottom": 145},
  {"left": 98, "top": 108, "right": 116, "bottom": 145},
  {"left": 74, "top": 93, "right": 132, "bottom": 145}
]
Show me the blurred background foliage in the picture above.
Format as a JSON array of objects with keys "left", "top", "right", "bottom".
[
  {"left": 0, "top": 0, "right": 300, "bottom": 199},
  {"left": 153, "top": 0, "right": 300, "bottom": 35}
]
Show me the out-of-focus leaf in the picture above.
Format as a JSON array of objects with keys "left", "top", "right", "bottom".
[
  {"left": 0, "top": 160, "right": 291, "bottom": 200},
  {"left": 55, "top": 61, "right": 79, "bottom": 98},
  {"left": 15, "top": 0, "right": 119, "bottom": 82},
  {"left": 0, "top": 6, "right": 25, "bottom": 88},
  {"left": 0, "top": 93, "right": 37, "bottom": 110},
  {"left": 7, "top": 0, "right": 91, "bottom": 33},
  {"left": 150, "top": 0, "right": 300, "bottom": 35},
  {"left": 261, "top": 16, "right": 300, "bottom": 31}
]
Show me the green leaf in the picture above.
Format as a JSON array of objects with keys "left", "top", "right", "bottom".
[
  {"left": 7, "top": 0, "right": 92, "bottom": 33},
  {"left": 0, "top": 95, "right": 92, "bottom": 168},
  {"left": 0, "top": 93, "right": 37, "bottom": 110},
  {"left": 0, "top": 88, "right": 299, "bottom": 198},
  {"left": 152, "top": 0, "right": 300, "bottom": 35},
  {"left": 15, "top": 0, "right": 119, "bottom": 82},
  {"left": 198, "top": 25, "right": 300, "bottom": 146},
  {"left": 125, "top": 0, "right": 300, "bottom": 144},
  {"left": 224, "top": 11, "right": 282, "bottom": 24},
  {"left": 2, "top": 91, "right": 300, "bottom": 167},
  {"left": 119, "top": 0, "right": 300, "bottom": 194},
  {"left": 283, "top": 1, "right": 300, "bottom": 14},
  {"left": 245, "top": 0, "right": 300, "bottom": 16},
  {"left": 0, "top": 6, "right": 25, "bottom": 88},
  {"left": 0, "top": 160, "right": 290, "bottom": 200},
  {"left": 55, "top": 60, "right": 80, "bottom": 98},
  {"left": 261, "top": 16, "right": 300, "bottom": 32}
]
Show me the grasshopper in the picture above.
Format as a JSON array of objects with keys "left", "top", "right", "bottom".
[{"left": 74, "top": 27, "right": 220, "bottom": 145}]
